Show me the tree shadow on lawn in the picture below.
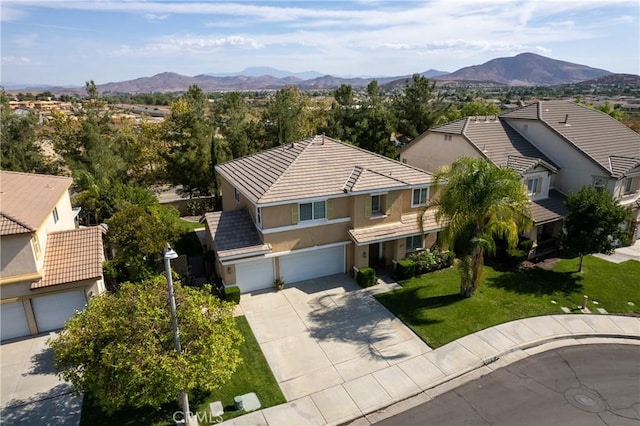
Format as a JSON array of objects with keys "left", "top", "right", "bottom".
[
  {"left": 376, "top": 287, "right": 461, "bottom": 326},
  {"left": 486, "top": 266, "right": 583, "bottom": 296}
]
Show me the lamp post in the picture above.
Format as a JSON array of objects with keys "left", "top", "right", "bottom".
[{"left": 163, "top": 244, "right": 192, "bottom": 426}]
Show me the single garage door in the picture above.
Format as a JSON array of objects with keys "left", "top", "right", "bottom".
[
  {"left": 1, "top": 301, "right": 30, "bottom": 341},
  {"left": 32, "top": 290, "right": 86, "bottom": 333},
  {"left": 234, "top": 258, "right": 275, "bottom": 293},
  {"left": 280, "top": 245, "right": 345, "bottom": 284}
]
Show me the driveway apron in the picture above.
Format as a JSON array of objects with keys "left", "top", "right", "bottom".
[{"left": 239, "top": 274, "right": 432, "bottom": 401}]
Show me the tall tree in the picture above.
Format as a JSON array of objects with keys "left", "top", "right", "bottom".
[
  {"left": 424, "top": 158, "right": 531, "bottom": 297},
  {"left": 49, "top": 276, "right": 242, "bottom": 414},
  {"left": 264, "top": 86, "right": 307, "bottom": 146},
  {"left": 213, "top": 92, "right": 252, "bottom": 158},
  {"left": 393, "top": 74, "right": 450, "bottom": 144},
  {"left": 354, "top": 80, "right": 396, "bottom": 157},
  {"left": 564, "top": 186, "right": 632, "bottom": 272},
  {"left": 323, "top": 84, "right": 359, "bottom": 144}
]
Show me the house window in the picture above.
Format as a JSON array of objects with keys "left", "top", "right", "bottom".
[
  {"left": 52, "top": 207, "right": 59, "bottom": 224},
  {"left": 444, "top": 134, "right": 452, "bottom": 141},
  {"left": 527, "top": 178, "right": 540, "bottom": 195},
  {"left": 31, "top": 235, "right": 41, "bottom": 257},
  {"left": 593, "top": 177, "right": 606, "bottom": 190},
  {"left": 371, "top": 195, "right": 381, "bottom": 213},
  {"left": 256, "top": 207, "right": 262, "bottom": 227},
  {"left": 623, "top": 177, "right": 634, "bottom": 194},
  {"left": 234, "top": 188, "right": 240, "bottom": 203},
  {"left": 401, "top": 158, "right": 407, "bottom": 164},
  {"left": 412, "top": 187, "right": 429, "bottom": 207},
  {"left": 299, "top": 201, "right": 326, "bottom": 221},
  {"left": 406, "top": 235, "right": 423, "bottom": 252}
]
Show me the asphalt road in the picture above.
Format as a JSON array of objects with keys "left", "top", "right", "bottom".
[{"left": 376, "top": 344, "right": 640, "bottom": 426}]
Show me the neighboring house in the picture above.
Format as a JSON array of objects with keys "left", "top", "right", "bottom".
[
  {"left": 204, "top": 135, "right": 443, "bottom": 293},
  {"left": 401, "top": 100, "right": 640, "bottom": 253},
  {"left": 0, "top": 171, "right": 105, "bottom": 342}
]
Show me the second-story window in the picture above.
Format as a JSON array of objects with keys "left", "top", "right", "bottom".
[
  {"left": 234, "top": 188, "right": 240, "bottom": 203},
  {"left": 527, "top": 178, "right": 540, "bottom": 195},
  {"left": 52, "top": 207, "right": 59, "bottom": 224},
  {"left": 371, "top": 195, "right": 381, "bottom": 213},
  {"left": 299, "top": 201, "right": 326, "bottom": 221},
  {"left": 623, "top": 177, "right": 634, "bottom": 195},
  {"left": 256, "top": 207, "right": 262, "bottom": 227},
  {"left": 31, "top": 235, "right": 41, "bottom": 257},
  {"left": 412, "top": 187, "right": 429, "bottom": 207}
]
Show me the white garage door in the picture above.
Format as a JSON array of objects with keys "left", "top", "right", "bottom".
[
  {"left": 1, "top": 301, "right": 30, "bottom": 341},
  {"left": 235, "top": 258, "right": 275, "bottom": 293},
  {"left": 279, "top": 245, "right": 345, "bottom": 284},
  {"left": 32, "top": 290, "right": 86, "bottom": 333}
]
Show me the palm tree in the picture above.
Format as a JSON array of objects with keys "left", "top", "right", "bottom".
[{"left": 421, "top": 158, "right": 532, "bottom": 297}]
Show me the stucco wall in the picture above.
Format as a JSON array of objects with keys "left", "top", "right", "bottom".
[
  {"left": 0, "top": 234, "right": 38, "bottom": 279},
  {"left": 263, "top": 222, "right": 351, "bottom": 252},
  {"left": 401, "top": 132, "right": 479, "bottom": 172},
  {"left": 220, "top": 176, "right": 255, "bottom": 217}
]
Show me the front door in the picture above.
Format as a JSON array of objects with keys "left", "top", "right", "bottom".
[{"left": 369, "top": 243, "right": 381, "bottom": 267}]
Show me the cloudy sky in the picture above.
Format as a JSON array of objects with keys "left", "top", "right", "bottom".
[{"left": 1, "top": 0, "right": 638, "bottom": 86}]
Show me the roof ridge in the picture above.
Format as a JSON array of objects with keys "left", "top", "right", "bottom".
[
  {"left": 364, "top": 167, "right": 412, "bottom": 186},
  {"left": 0, "top": 212, "right": 34, "bottom": 232},
  {"left": 0, "top": 170, "right": 72, "bottom": 181},
  {"left": 49, "top": 226, "right": 101, "bottom": 235},
  {"left": 258, "top": 136, "right": 316, "bottom": 202}
]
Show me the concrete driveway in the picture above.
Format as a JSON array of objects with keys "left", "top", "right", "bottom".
[
  {"left": 0, "top": 334, "right": 82, "bottom": 425},
  {"left": 240, "top": 274, "right": 432, "bottom": 401}
]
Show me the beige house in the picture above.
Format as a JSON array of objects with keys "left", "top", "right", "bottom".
[
  {"left": 401, "top": 100, "right": 640, "bottom": 253},
  {"left": 204, "top": 135, "right": 443, "bottom": 293},
  {"left": 0, "top": 171, "right": 105, "bottom": 341}
]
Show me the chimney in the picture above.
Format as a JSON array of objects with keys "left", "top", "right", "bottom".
[
  {"left": 564, "top": 114, "right": 569, "bottom": 124},
  {"left": 322, "top": 133, "right": 325, "bottom": 145}
]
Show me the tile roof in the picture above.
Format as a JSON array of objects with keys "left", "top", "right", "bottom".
[
  {"left": 216, "top": 135, "right": 433, "bottom": 205},
  {"left": 530, "top": 190, "right": 568, "bottom": 225},
  {"left": 502, "top": 101, "right": 640, "bottom": 178},
  {"left": 0, "top": 213, "right": 32, "bottom": 236},
  {"left": 0, "top": 171, "right": 73, "bottom": 235},
  {"left": 31, "top": 227, "right": 104, "bottom": 289},
  {"left": 348, "top": 210, "right": 444, "bottom": 245},
  {"left": 429, "top": 117, "right": 558, "bottom": 173},
  {"left": 204, "top": 210, "right": 271, "bottom": 260}
]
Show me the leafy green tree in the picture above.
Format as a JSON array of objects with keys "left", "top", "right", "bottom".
[
  {"left": 393, "top": 74, "right": 450, "bottom": 143},
  {"left": 354, "top": 80, "right": 397, "bottom": 157},
  {"left": 0, "top": 106, "right": 59, "bottom": 173},
  {"left": 323, "top": 84, "right": 359, "bottom": 144},
  {"left": 264, "top": 86, "right": 308, "bottom": 146},
  {"left": 460, "top": 100, "right": 500, "bottom": 117},
  {"left": 564, "top": 186, "right": 632, "bottom": 272},
  {"left": 213, "top": 92, "right": 252, "bottom": 158},
  {"left": 424, "top": 158, "right": 531, "bottom": 297},
  {"left": 85, "top": 80, "right": 99, "bottom": 100},
  {"left": 49, "top": 276, "right": 242, "bottom": 414},
  {"left": 105, "top": 202, "right": 182, "bottom": 282},
  {"left": 597, "top": 101, "right": 626, "bottom": 121}
]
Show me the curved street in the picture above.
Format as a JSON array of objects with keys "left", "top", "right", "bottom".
[{"left": 376, "top": 344, "right": 640, "bottom": 426}]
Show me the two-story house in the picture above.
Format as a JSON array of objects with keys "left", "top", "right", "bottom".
[
  {"left": 204, "top": 135, "right": 443, "bottom": 293},
  {"left": 0, "top": 171, "right": 105, "bottom": 341},
  {"left": 400, "top": 100, "right": 640, "bottom": 252}
]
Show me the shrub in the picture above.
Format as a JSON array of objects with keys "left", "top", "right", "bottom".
[
  {"left": 409, "top": 249, "right": 453, "bottom": 275},
  {"left": 274, "top": 278, "right": 285, "bottom": 291},
  {"left": 225, "top": 286, "right": 241, "bottom": 304},
  {"left": 505, "top": 248, "right": 527, "bottom": 267},
  {"left": 518, "top": 237, "right": 534, "bottom": 252},
  {"left": 395, "top": 259, "right": 415, "bottom": 280},
  {"left": 356, "top": 267, "right": 376, "bottom": 288}
]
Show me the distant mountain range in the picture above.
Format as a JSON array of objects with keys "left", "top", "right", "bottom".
[{"left": 4, "top": 53, "right": 628, "bottom": 94}]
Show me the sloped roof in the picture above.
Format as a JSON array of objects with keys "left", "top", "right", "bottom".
[
  {"left": 216, "top": 135, "right": 433, "bottom": 205},
  {"left": 348, "top": 210, "right": 444, "bottom": 245},
  {"left": 428, "top": 117, "right": 557, "bottom": 173},
  {"left": 0, "top": 213, "right": 32, "bottom": 236},
  {"left": 502, "top": 101, "right": 640, "bottom": 178},
  {"left": 0, "top": 171, "right": 73, "bottom": 235},
  {"left": 530, "top": 190, "right": 568, "bottom": 225},
  {"left": 203, "top": 210, "right": 271, "bottom": 260},
  {"left": 31, "top": 227, "right": 104, "bottom": 289}
]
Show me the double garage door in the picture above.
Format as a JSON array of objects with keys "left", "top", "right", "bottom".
[
  {"left": 1, "top": 290, "right": 86, "bottom": 341},
  {"left": 233, "top": 245, "right": 345, "bottom": 293}
]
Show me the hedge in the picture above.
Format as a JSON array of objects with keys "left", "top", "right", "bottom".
[
  {"left": 395, "top": 259, "right": 415, "bottom": 280},
  {"left": 409, "top": 249, "right": 454, "bottom": 275},
  {"left": 225, "top": 286, "right": 241, "bottom": 304},
  {"left": 356, "top": 267, "right": 376, "bottom": 288}
]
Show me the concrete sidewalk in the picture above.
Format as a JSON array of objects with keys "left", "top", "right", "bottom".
[
  {"left": 594, "top": 240, "right": 640, "bottom": 263},
  {"left": 219, "top": 314, "right": 640, "bottom": 426}
]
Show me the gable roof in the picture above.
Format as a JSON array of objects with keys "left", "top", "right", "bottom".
[
  {"left": 501, "top": 100, "right": 640, "bottom": 178},
  {"left": 203, "top": 210, "right": 271, "bottom": 260},
  {"left": 31, "top": 227, "right": 104, "bottom": 289},
  {"left": 0, "top": 171, "right": 73, "bottom": 235},
  {"left": 426, "top": 116, "right": 558, "bottom": 174},
  {"left": 216, "top": 135, "right": 433, "bottom": 205}
]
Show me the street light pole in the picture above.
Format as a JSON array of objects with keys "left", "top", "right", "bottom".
[{"left": 163, "top": 244, "right": 191, "bottom": 426}]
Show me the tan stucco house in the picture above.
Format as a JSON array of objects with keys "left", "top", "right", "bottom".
[
  {"left": 1, "top": 171, "right": 105, "bottom": 341},
  {"left": 401, "top": 100, "right": 640, "bottom": 254},
  {"left": 204, "top": 135, "right": 443, "bottom": 293}
]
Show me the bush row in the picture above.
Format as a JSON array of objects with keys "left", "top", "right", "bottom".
[
  {"left": 356, "top": 267, "right": 376, "bottom": 287},
  {"left": 396, "top": 249, "right": 454, "bottom": 280}
]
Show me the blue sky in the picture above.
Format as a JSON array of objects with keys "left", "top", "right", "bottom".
[{"left": 1, "top": 0, "right": 639, "bottom": 86}]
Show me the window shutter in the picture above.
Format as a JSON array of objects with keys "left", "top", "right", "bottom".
[
  {"left": 385, "top": 193, "right": 394, "bottom": 216},
  {"left": 291, "top": 204, "right": 298, "bottom": 224},
  {"left": 364, "top": 197, "right": 372, "bottom": 218},
  {"left": 326, "top": 199, "right": 334, "bottom": 219}
]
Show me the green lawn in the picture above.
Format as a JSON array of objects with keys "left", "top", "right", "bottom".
[
  {"left": 376, "top": 256, "right": 640, "bottom": 349},
  {"left": 80, "top": 316, "right": 284, "bottom": 425},
  {"left": 178, "top": 218, "right": 205, "bottom": 232}
]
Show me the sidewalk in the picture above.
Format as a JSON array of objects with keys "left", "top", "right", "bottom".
[
  {"left": 219, "top": 313, "right": 640, "bottom": 426},
  {"left": 594, "top": 240, "right": 640, "bottom": 263}
]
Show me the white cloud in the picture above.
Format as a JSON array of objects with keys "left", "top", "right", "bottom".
[
  {"left": 0, "top": 5, "right": 26, "bottom": 21},
  {"left": 2, "top": 56, "right": 31, "bottom": 64},
  {"left": 113, "top": 35, "right": 264, "bottom": 56},
  {"left": 144, "top": 13, "right": 169, "bottom": 21}
]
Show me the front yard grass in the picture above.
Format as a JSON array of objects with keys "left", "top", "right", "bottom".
[
  {"left": 376, "top": 255, "right": 640, "bottom": 348},
  {"left": 80, "top": 316, "right": 284, "bottom": 425}
]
